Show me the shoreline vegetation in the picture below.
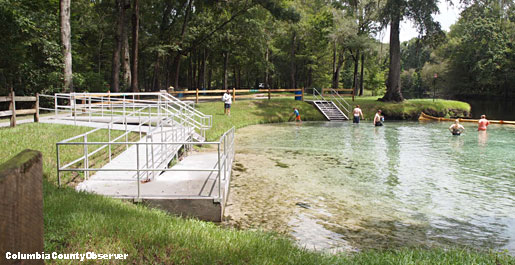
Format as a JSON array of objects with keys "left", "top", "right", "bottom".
[
  {"left": 2, "top": 98, "right": 513, "bottom": 264},
  {"left": 197, "top": 97, "right": 471, "bottom": 141}
]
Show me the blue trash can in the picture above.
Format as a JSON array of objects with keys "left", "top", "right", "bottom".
[
  {"left": 178, "top": 93, "right": 183, "bottom": 98},
  {"left": 294, "top": 90, "right": 302, "bottom": 100}
]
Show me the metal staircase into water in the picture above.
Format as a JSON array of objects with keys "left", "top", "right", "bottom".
[
  {"left": 312, "top": 100, "right": 348, "bottom": 121},
  {"left": 311, "top": 88, "right": 350, "bottom": 121}
]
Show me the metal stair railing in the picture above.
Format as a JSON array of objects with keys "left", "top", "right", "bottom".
[
  {"left": 39, "top": 92, "right": 212, "bottom": 141},
  {"left": 323, "top": 88, "right": 351, "bottom": 118},
  {"left": 311, "top": 88, "right": 349, "bottom": 120},
  {"left": 159, "top": 92, "right": 212, "bottom": 140}
]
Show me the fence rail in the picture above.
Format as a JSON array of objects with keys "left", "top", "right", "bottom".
[
  {"left": 169, "top": 87, "right": 304, "bottom": 103},
  {"left": 0, "top": 91, "right": 39, "bottom": 127}
]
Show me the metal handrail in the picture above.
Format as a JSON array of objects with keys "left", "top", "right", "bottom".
[
  {"left": 327, "top": 88, "right": 351, "bottom": 116},
  {"left": 57, "top": 127, "right": 235, "bottom": 201}
]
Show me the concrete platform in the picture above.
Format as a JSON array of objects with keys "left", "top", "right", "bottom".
[{"left": 77, "top": 151, "right": 231, "bottom": 221}]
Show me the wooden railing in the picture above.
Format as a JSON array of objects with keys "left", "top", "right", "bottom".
[
  {"left": 321, "top": 88, "right": 355, "bottom": 101},
  {"left": 0, "top": 91, "right": 39, "bottom": 127},
  {"left": 168, "top": 88, "right": 304, "bottom": 103}
]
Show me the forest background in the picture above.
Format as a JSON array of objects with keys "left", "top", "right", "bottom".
[{"left": 0, "top": 0, "right": 514, "bottom": 101}]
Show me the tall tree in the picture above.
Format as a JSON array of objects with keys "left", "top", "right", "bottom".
[
  {"left": 130, "top": 0, "right": 139, "bottom": 92},
  {"left": 60, "top": 0, "right": 73, "bottom": 92},
  {"left": 111, "top": 0, "right": 126, "bottom": 92},
  {"left": 379, "top": 0, "right": 442, "bottom": 102}
]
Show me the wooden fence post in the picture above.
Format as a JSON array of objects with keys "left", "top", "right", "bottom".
[
  {"left": 196, "top": 87, "right": 199, "bottom": 103},
  {"left": 9, "top": 88, "right": 16, "bottom": 127},
  {"left": 232, "top": 88, "right": 236, "bottom": 102},
  {"left": 0, "top": 150, "right": 44, "bottom": 265},
  {"left": 34, "top": 93, "right": 40, "bottom": 122},
  {"left": 301, "top": 87, "right": 304, "bottom": 101},
  {"left": 352, "top": 88, "right": 355, "bottom": 101},
  {"left": 268, "top": 86, "right": 271, "bottom": 100}
]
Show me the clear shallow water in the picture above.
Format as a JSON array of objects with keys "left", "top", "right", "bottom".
[{"left": 225, "top": 121, "right": 515, "bottom": 253}]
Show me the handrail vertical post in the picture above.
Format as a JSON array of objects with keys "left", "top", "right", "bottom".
[
  {"left": 224, "top": 135, "right": 227, "bottom": 181},
  {"left": 145, "top": 134, "right": 149, "bottom": 181},
  {"left": 54, "top": 94, "right": 58, "bottom": 116},
  {"left": 84, "top": 134, "right": 89, "bottom": 180},
  {"left": 218, "top": 143, "right": 221, "bottom": 200},
  {"left": 57, "top": 144, "right": 61, "bottom": 187},
  {"left": 136, "top": 144, "right": 140, "bottom": 199},
  {"left": 124, "top": 95, "right": 128, "bottom": 150},
  {"left": 88, "top": 96, "right": 92, "bottom": 122},
  {"left": 108, "top": 124, "right": 112, "bottom": 162}
]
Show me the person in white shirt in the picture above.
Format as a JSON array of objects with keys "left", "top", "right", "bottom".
[{"left": 222, "top": 89, "right": 232, "bottom": 116}]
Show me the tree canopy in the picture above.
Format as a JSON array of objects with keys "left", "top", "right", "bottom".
[{"left": 0, "top": 0, "right": 514, "bottom": 100}]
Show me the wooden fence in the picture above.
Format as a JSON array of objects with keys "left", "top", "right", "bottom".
[
  {"left": 0, "top": 90, "right": 39, "bottom": 127},
  {"left": 168, "top": 88, "right": 304, "bottom": 103}
]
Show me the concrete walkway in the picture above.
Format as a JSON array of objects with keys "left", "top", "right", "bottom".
[{"left": 77, "top": 151, "right": 225, "bottom": 199}]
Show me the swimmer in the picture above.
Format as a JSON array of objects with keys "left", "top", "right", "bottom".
[
  {"left": 478, "top": 114, "right": 490, "bottom": 131},
  {"left": 374, "top": 110, "right": 383, "bottom": 126},
  {"left": 449, "top": 119, "right": 465, "bottom": 135},
  {"left": 352, "top": 105, "right": 364, "bottom": 123}
]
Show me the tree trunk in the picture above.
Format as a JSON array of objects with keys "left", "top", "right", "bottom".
[
  {"left": 332, "top": 51, "right": 344, "bottom": 89},
  {"left": 121, "top": 24, "right": 131, "bottom": 91},
  {"left": 265, "top": 46, "right": 269, "bottom": 89},
  {"left": 207, "top": 66, "right": 212, "bottom": 89},
  {"left": 237, "top": 67, "right": 241, "bottom": 89},
  {"left": 152, "top": 55, "right": 160, "bottom": 91},
  {"left": 352, "top": 49, "right": 360, "bottom": 96},
  {"left": 223, "top": 51, "right": 229, "bottom": 90},
  {"left": 290, "top": 31, "right": 296, "bottom": 89},
  {"left": 111, "top": 0, "right": 125, "bottom": 93},
  {"left": 130, "top": 0, "right": 139, "bottom": 92},
  {"left": 198, "top": 50, "right": 204, "bottom": 89},
  {"left": 60, "top": 0, "right": 73, "bottom": 92},
  {"left": 381, "top": 14, "right": 404, "bottom": 102},
  {"left": 202, "top": 49, "right": 208, "bottom": 89},
  {"left": 359, "top": 53, "right": 365, "bottom": 96},
  {"left": 172, "top": 0, "right": 193, "bottom": 90}
]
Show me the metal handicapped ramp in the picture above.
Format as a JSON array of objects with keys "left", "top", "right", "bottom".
[{"left": 40, "top": 92, "right": 234, "bottom": 221}]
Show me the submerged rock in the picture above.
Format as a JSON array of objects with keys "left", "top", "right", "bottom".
[{"left": 295, "top": 202, "right": 311, "bottom": 209}]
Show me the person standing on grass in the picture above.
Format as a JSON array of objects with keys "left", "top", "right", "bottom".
[
  {"left": 222, "top": 89, "right": 232, "bottom": 116},
  {"left": 478, "top": 114, "right": 490, "bottom": 131},
  {"left": 352, "top": 105, "right": 364, "bottom": 123},
  {"left": 374, "top": 110, "right": 384, "bottom": 126}
]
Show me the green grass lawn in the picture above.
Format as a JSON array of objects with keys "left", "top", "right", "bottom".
[
  {"left": 303, "top": 95, "right": 471, "bottom": 120},
  {"left": 196, "top": 98, "right": 325, "bottom": 141},
  {"left": 0, "top": 100, "right": 511, "bottom": 264},
  {"left": 352, "top": 96, "right": 471, "bottom": 120}
]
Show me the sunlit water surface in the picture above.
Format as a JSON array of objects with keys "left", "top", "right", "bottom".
[{"left": 225, "top": 121, "right": 515, "bottom": 254}]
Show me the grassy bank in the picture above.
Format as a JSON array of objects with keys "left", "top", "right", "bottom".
[
  {"left": 195, "top": 98, "right": 324, "bottom": 141},
  {"left": 1, "top": 105, "right": 512, "bottom": 264},
  {"left": 351, "top": 96, "right": 471, "bottom": 120},
  {"left": 196, "top": 97, "right": 471, "bottom": 141}
]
